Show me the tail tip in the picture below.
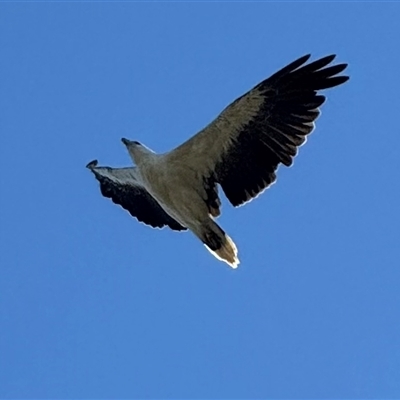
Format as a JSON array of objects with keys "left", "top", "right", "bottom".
[{"left": 211, "top": 235, "right": 240, "bottom": 269}]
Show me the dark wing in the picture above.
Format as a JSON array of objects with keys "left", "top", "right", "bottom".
[
  {"left": 86, "top": 160, "right": 186, "bottom": 231},
  {"left": 169, "top": 54, "right": 349, "bottom": 207}
]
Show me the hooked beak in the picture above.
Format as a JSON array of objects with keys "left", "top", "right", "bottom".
[
  {"left": 121, "top": 138, "right": 131, "bottom": 146},
  {"left": 122, "top": 138, "right": 140, "bottom": 147}
]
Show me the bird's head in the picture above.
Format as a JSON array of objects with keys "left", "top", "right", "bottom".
[{"left": 121, "top": 138, "right": 154, "bottom": 165}]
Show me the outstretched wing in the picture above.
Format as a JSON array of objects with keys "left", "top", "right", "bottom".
[
  {"left": 169, "top": 54, "right": 349, "bottom": 206},
  {"left": 86, "top": 160, "right": 186, "bottom": 231}
]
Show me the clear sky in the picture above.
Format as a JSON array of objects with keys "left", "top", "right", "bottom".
[{"left": 1, "top": 2, "right": 400, "bottom": 399}]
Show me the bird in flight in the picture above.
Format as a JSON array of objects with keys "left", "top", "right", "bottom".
[{"left": 87, "top": 54, "right": 349, "bottom": 268}]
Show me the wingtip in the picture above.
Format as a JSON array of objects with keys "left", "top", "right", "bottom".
[
  {"left": 324, "top": 54, "right": 337, "bottom": 63},
  {"left": 86, "top": 159, "right": 98, "bottom": 169},
  {"left": 342, "top": 75, "right": 350, "bottom": 82}
]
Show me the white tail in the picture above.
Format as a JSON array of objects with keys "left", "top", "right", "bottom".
[
  {"left": 198, "top": 221, "right": 240, "bottom": 268},
  {"left": 209, "top": 233, "right": 240, "bottom": 269}
]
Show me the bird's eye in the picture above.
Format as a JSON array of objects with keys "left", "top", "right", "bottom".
[{"left": 133, "top": 141, "right": 141, "bottom": 145}]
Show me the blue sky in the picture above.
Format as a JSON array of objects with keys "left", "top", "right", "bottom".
[{"left": 1, "top": 2, "right": 400, "bottom": 398}]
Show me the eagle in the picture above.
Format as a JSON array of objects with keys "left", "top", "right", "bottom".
[{"left": 87, "top": 54, "right": 349, "bottom": 268}]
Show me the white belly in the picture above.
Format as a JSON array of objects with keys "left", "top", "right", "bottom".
[{"left": 140, "top": 163, "right": 208, "bottom": 228}]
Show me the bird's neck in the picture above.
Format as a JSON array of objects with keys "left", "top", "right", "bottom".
[{"left": 131, "top": 146, "right": 158, "bottom": 167}]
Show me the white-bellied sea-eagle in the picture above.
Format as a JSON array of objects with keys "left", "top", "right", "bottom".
[{"left": 87, "top": 54, "right": 349, "bottom": 268}]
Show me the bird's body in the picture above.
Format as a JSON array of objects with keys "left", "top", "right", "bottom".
[{"left": 87, "top": 54, "right": 349, "bottom": 268}]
